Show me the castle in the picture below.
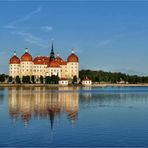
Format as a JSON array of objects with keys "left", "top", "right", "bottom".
[{"left": 9, "top": 43, "right": 79, "bottom": 80}]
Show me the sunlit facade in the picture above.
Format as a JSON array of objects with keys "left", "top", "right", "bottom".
[{"left": 9, "top": 44, "right": 79, "bottom": 80}]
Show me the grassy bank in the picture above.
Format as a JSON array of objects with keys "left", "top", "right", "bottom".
[{"left": 0, "top": 83, "right": 148, "bottom": 88}]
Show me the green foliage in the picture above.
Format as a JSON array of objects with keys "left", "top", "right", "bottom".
[
  {"left": 50, "top": 75, "right": 59, "bottom": 84},
  {"left": 31, "top": 75, "right": 35, "bottom": 84},
  {"left": 45, "top": 76, "right": 51, "bottom": 84},
  {"left": 15, "top": 76, "right": 21, "bottom": 84},
  {"left": 8, "top": 76, "right": 13, "bottom": 83},
  {"left": 40, "top": 76, "right": 44, "bottom": 84},
  {"left": 0, "top": 74, "right": 6, "bottom": 83},
  {"left": 22, "top": 76, "right": 31, "bottom": 84},
  {"left": 72, "top": 75, "right": 77, "bottom": 84},
  {"left": 79, "top": 70, "right": 148, "bottom": 84},
  {"left": 45, "top": 75, "right": 59, "bottom": 84}
]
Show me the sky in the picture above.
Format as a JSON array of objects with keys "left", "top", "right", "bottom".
[{"left": 0, "top": 1, "right": 148, "bottom": 75}]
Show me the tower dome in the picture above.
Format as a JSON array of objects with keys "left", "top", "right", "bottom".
[
  {"left": 21, "top": 48, "right": 32, "bottom": 62},
  {"left": 55, "top": 53, "right": 63, "bottom": 64},
  {"left": 67, "top": 49, "right": 79, "bottom": 62},
  {"left": 9, "top": 50, "right": 20, "bottom": 64}
]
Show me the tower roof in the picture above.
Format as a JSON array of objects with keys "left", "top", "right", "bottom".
[
  {"left": 67, "top": 49, "right": 79, "bottom": 62},
  {"left": 9, "top": 50, "right": 20, "bottom": 64},
  {"left": 21, "top": 48, "right": 32, "bottom": 62}
]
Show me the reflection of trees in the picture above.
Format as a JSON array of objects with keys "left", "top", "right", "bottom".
[
  {"left": 0, "top": 94, "right": 4, "bottom": 105},
  {"left": 79, "top": 92, "right": 148, "bottom": 109},
  {"left": 0, "top": 88, "right": 5, "bottom": 106},
  {"left": 8, "top": 87, "right": 79, "bottom": 128}
]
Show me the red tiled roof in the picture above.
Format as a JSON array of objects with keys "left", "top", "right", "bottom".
[
  {"left": 60, "top": 61, "right": 67, "bottom": 65},
  {"left": 10, "top": 55, "right": 20, "bottom": 64},
  {"left": 21, "top": 52, "right": 32, "bottom": 62},
  {"left": 48, "top": 60, "right": 61, "bottom": 68},
  {"left": 67, "top": 53, "right": 79, "bottom": 62},
  {"left": 60, "top": 78, "right": 68, "bottom": 80},
  {"left": 55, "top": 55, "right": 63, "bottom": 64},
  {"left": 33, "top": 56, "right": 49, "bottom": 65}
]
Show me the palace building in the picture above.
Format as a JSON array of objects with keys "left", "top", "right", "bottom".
[{"left": 9, "top": 44, "right": 79, "bottom": 80}]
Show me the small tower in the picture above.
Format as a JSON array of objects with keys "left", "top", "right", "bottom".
[
  {"left": 50, "top": 42, "right": 55, "bottom": 61},
  {"left": 72, "top": 48, "right": 74, "bottom": 53},
  {"left": 25, "top": 48, "right": 29, "bottom": 53},
  {"left": 14, "top": 50, "right": 16, "bottom": 56}
]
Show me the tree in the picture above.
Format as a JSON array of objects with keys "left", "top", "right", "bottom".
[
  {"left": 15, "top": 76, "right": 21, "bottom": 84},
  {"left": 22, "top": 76, "right": 31, "bottom": 84},
  {"left": 72, "top": 75, "right": 77, "bottom": 84},
  {"left": 31, "top": 75, "right": 35, "bottom": 84},
  {"left": 8, "top": 76, "right": 13, "bottom": 83},
  {"left": 26, "top": 76, "right": 31, "bottom": 83},
  {"left": 50, "top": 75, "right": 59, "bottom": 84},
  {"left": 45, "top": 76, "right": 51, "bottom": 84},
  {"left": 79, "top": 69, "right": 148, "bottom": 84},
  {"left": 22, "top": 76, "right": 26, "bottom": 83},
  {"left": 40, "top": 76, "right": 44, "bottom": 84},
  {"left": 0, "top": 74, "right": 5, "bottom": 83}
]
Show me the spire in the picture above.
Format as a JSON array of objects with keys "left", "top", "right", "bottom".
[
  {"left": 25, "top": 48, "right": 28, "bottom": 53},
  {"left": 50, "top": 42, "right": 55, "bottom": 61},
  {"left": 51, "top": 42, "right": 54, "bottom": 52},
  {"left": 14, "top": 50, "right": 16, "bottom": 56}
]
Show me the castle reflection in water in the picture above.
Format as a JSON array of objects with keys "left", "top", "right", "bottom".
[{"left": 8, "top": 87, "right": 82, "bottom": 128}]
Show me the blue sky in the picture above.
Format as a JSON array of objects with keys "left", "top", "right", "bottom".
[{"left": 0, "top": 1, "right": 148, "bottom": 75}]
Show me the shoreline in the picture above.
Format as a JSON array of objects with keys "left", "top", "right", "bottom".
[{"left": 1, "top": 83, "right": 148, "bottom": 87}]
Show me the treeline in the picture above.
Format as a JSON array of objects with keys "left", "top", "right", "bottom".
[
  {"left": 0, "top": 74, "right": 60, "bottom": 84},
  {"left": 79, "top": 70, "right": 148, "bottom": 84},
  {"left": 0, "top": 74, "right": 78, "bottom": 84}
]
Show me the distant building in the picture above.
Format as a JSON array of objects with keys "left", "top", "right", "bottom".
[
  {"left": 82, "top": 77, "right": 92, "bottom": 86},
  {"left": 9, "top": 43, "right": 79, "bottom": 80},
  {"left": 59, "top": 78, "right": 69, "bottom": 85}
]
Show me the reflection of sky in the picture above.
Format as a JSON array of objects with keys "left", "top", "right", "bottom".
[{"left": 1, "top": 87, "right": 148, "bottom": 146}]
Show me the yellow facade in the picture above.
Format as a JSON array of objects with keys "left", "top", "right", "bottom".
[{"left": 9, "top": 48, "right": 79, "bottom": 80}]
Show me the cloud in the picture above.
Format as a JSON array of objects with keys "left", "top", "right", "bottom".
[
  {"left": 4, "top": 7, "right": 53, "bottom": 48},
  {"left": 12, "top": 31, "right": 48, "bottom": 48},
  {"left": 4, "top": 7, "right": 41, "bottom": 29},
  {"left": 96, "top": 33, "right": 126, "bottom": 48},
  {"left": 97, "top": 39, "right": 112, "bottom": 47},
  {"left": 41, "top": 26, "right": 53, "bottom": 31}
]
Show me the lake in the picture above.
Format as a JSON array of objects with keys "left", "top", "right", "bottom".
[{"left": 0, "top": 86, "right": 148, "bottom": 147}]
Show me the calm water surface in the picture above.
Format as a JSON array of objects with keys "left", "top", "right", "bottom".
[{"left": 0, "top": 86, "right": 148, "bottom": 147}]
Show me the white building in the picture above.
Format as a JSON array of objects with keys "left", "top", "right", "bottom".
[
  {"left": 9, "top": 44, "right": 79, "bottom": 80},
  {"left": 82, "top": 78, "right": 92, "bottom": 86},
  {"left": 59, "top": 78, "right": 69, "bottom": 85}
]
